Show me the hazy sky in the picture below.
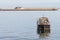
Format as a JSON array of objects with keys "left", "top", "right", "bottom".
[{"left": 0, "top": 0, "right": 60, "bottom": 8}]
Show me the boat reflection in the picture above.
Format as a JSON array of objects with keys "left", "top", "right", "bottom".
[
  {"left": 37, "top": 30, "right": 50, "bottom": 38},
  {"left": 37, "top": 32, "right": 50, "bottom": 38},
  {"left": 37, "top": 27, "right": 50, "bottom": 38}
]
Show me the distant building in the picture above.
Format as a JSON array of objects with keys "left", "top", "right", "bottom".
[{"left": 15, "top": 7, "right": 22, "bottom": 9}]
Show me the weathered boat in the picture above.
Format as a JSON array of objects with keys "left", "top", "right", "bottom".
[{"left": 37, "top": 17, "right": 50, "bottom": 34}]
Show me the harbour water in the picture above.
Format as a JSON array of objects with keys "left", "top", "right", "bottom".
[{"left": 0, "top": 11, "right": 60, "bottom": 40}]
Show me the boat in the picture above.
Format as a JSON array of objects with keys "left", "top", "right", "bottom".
[{"left": 37, "top": 17, "right": 50, "bottom": 34}]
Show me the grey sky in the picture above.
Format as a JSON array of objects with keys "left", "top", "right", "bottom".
[{"left": 0, "top": 0, "right": 60, "bottom": 8}]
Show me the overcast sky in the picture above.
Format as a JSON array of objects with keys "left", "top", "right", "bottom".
[{"left": 0, "top": 0, "right": 60, "bottom": 8}]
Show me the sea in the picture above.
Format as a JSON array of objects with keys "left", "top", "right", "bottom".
[{"left": 0, "top": 10, "right": 60, "bottom": 40}]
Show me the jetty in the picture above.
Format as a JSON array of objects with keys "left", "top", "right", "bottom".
[{"left": 0, "top": 7, "right": 59, "bottom": 11}]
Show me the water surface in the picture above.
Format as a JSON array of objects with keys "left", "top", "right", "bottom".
[{"left": 0, "top": 11, "right": 60, "bottom": 40}]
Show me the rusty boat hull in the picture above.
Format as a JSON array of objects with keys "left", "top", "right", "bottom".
[{"left": 37, "top": 25, "right": 50, "bottom": 34}]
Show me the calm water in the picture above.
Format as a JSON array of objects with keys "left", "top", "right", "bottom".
[{"left": 0, "top": 11, "right": 60, "bottom": 40}]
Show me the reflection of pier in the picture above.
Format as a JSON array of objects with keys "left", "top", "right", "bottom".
[{"left": 0, "top": 8, "right": 58, "bottom": 11}]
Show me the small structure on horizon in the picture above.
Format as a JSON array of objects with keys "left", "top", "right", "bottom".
[{"left": 15, "top": 7, "right": 22, "bottom": 9}]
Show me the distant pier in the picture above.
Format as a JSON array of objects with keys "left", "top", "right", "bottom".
[{"left": 0, "top": 7, "right": 58, "bottom": 11}]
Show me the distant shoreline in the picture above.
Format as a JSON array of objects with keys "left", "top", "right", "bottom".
[{"left": 0, "top": 8, "right": 58, "bottom": 11}]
